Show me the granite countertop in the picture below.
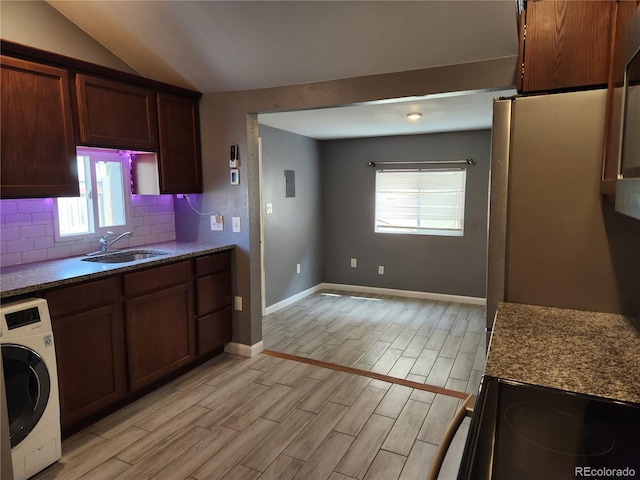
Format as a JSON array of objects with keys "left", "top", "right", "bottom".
[
  {"left": 0, "top": 241, "right": 234, "bottom": 299},
  {"left": 485, "top": 302, "right": 640, "bottom": 405}
]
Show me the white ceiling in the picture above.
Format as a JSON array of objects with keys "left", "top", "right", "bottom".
[
  {"left": 259, "top": 88, "right": 517, "bottom": 139},
  {"left": 47, "top": 1, "right": 519, "bottom": 93},
  {"left": 46, "top": 1, "right": 519, "bottom": 138}
]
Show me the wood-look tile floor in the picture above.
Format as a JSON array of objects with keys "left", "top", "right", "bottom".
[
  {"left": 263, "top": 290, "right": 486, "bottom": 396},
  {"left": 33, "top": 353, "right": 467, "bottom": 480}
]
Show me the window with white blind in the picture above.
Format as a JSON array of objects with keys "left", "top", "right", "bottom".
[{"left": 374, "top": 168, "right": 467, "bottom": 236}]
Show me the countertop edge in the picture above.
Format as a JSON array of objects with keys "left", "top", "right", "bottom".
[{"left": 0, "top": 242, "right": 235, "bottom": 299}]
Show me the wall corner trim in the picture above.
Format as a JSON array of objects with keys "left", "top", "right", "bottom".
[
  {"left": 264, "top": 284, "right": 326, "bottom": 315},
  {"left": 224, "top": 341, "right": 264, "bottom": 357}
]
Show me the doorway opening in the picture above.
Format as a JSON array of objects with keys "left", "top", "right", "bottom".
[{"left": 256, "top": 87, "right": 515, "bottom": 395}]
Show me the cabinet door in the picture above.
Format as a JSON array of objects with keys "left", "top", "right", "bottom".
[
  {"left": 521, "top": 1, "right": 614, "bottom": 92},
  {"left": 76, "top": 74, "right": 158, "bottom": 150},
  {"left": 125, "top": 282, "right": 194, "bottom": 391},
  {"left": 197, "top": 307, "right": 232, "bottom": 355},
  {"left": 1, "top": 56, "right": 78, "bottom": 198},
  {"left": 52, "top": 304, "right": 127, "bottom": 430},
  {"left": 157, "top": 93, "right": 202, "bottom": 193}
]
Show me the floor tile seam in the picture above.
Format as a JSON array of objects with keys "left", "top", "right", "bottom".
[
  {"left": 261, "top": 350, "right": 469, "bottom": 400},
  {"left": 379, "top": 444, "right": 411, "bottom": 459},
  {"left": 331, "top": 415, "right": 395, "bottom": 479}
]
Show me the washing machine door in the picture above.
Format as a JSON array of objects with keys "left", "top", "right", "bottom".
[{"left": 2, "top": 344, "right": 51, "bottom": 448}]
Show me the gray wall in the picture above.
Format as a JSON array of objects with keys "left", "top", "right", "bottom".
[
  {"left": 259, "top": 125, "right": 323, "bottom": 307},
  {"left": 0, "top": 1, "right": 137, "bottom": 74},
  {"left": 506, "top": 92, "right": 640, "bottom": 315},
  {"left": 321, "top": 130, "right": 491, "bottom": 298},
  {"left": 192, "top": 58, "right": 516, "bottom": 346}
]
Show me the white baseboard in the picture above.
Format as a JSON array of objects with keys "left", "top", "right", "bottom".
[
  {"left": 264, "top": 284, "right": 325, "bottom": 315},
  {"left": 264, "top": 283, "right": 486, "bottom": 314},
  {"left": 321, "top": 283, "right": 486, "bottom": 306},
  {"left": 224, "top": 341, "right": 264, "bottom": 357}
]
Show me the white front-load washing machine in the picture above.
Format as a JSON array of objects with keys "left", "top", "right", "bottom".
[{"left": 1, "top": 298, "right": 61, "bottom": 480}]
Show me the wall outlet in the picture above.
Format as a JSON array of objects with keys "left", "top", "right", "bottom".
[
  {"left": 296, "top": 263, "right": 301, "bottom": 274},
  {"left": 378, "top": 266, "right": 384, "bottom": 275},
  {"left": 232, "top": 217, "right": 241, "bottom": 232},
  {"left": 265, "top": 203, "right": 273, "bottom": 214},
  {"left": 350, "top": 258, "right": 357, "bottom": 268},
  {"left": 234, "top": 296, "right": 243, "bottom": 311},
  {"left": 210, "top": 214, "right": 224, "bottom": 231}
]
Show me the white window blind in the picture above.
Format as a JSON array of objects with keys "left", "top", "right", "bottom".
[{"left": 375, "top": 168, "right": 466, "bottom": 236}]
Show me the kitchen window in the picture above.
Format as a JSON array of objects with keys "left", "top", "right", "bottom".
[
  {"left": 54, "top": 148, "right": 132, "bottom": 241},
  {"left": 374, "top": 168, "right": 466, "bottom": 236}
]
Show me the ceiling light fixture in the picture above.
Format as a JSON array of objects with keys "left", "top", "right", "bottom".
[{"left": 406, "top": 112, "right": 423, "bottom": 121}]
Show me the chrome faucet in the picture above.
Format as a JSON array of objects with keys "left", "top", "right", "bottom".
[{"left": 99, "top": 231, "right": 132, "bottom": 252}]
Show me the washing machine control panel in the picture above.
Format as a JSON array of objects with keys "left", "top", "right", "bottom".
[
  {"left": 5, "top": 306, "right": 41, "bottom": 330},
  {"left": 1, "top": 298, "right": 52, "bottom": 340}
]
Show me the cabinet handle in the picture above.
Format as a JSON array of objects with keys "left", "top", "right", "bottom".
[{"left": 426, "top": 394, "right": 474, "bottom": 480}]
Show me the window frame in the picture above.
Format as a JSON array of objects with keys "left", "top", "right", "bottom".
[
  {"left": 374, "top": 167, "right": 467, "bottom": 237},
  {"left": 53, "top": 147, "right": 133, "bottom": 242}
]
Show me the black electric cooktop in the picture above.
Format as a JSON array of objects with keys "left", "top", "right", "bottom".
[{"left": 459, "top": 377, "right": 640, "bottom": 480}]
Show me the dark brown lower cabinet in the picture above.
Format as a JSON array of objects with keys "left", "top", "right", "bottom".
[
  {"left": 197, "top": 307, "right": 232, "bottom": 355},
  {"left": 195, "top": 252, "right": 232, "bottom": 357},
  {"left": 125, "top": 282, "right": 194, "bottom": 391},
  {"left": 52, "top": 304, "right": 127, "bottom": 430},
  {"left": 44, "top": 278, "right": 126, "bottom": 431},
  {"left": 39, "top": 251, "right": 231, "bottom": 434}
]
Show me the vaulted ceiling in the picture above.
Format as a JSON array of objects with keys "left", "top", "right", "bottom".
[
  {"left": 43, "top": 1, "right": 519, "bottom": 137},
  {"left": 47, "top": 1, "right": 519, "bottom": 94}
]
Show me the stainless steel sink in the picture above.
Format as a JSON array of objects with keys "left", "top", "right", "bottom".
[{"left": 82, "top": 250, "right": 169, "bottom": 264}]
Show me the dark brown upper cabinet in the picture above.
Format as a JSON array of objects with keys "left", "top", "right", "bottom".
[
  {"left": 2, "top": 40, "right": 203, "bottom": 198},
  {"left": 518, "top": 1, "right": 615, "bottom": 93},
  {"left": 76, "top": 74, "right": 158, "bottom": 151},
  {"left": 1, "top": 55, "right": 79, "bottom": 198},
  {"left": 157, "top": 92, "right": 203, "bottom": 193}
]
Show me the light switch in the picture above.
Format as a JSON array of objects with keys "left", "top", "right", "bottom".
[
  {"left": 265, "top": 203, "right": 273, "bottom": 214},
  {"left": 232, "top": 217, "right": 241, "bottom": 232}
]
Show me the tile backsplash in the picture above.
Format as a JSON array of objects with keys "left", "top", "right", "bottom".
[{"left": 0, "top": 195, "right": 175, "bottom": 267}]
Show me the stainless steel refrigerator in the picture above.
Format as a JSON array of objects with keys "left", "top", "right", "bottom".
[{"left": 486, "top": 89, "right": 616, "bottom": 336}]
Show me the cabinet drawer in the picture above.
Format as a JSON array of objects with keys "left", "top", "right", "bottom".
[
  {"left": 196, "top": 270, "right": 231, "bottom": 316},
  {"left": 197, "top": 307, "right": 232, "bottom": 355},
  {"left": 195, "top": 250, "right": 231, "bottom": 277},
  {"left": 45, "top": 277, "right": 119, "bottom": 318},
  {"left": 124, "top": 260, "right": 191, "bottom": 297}
]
